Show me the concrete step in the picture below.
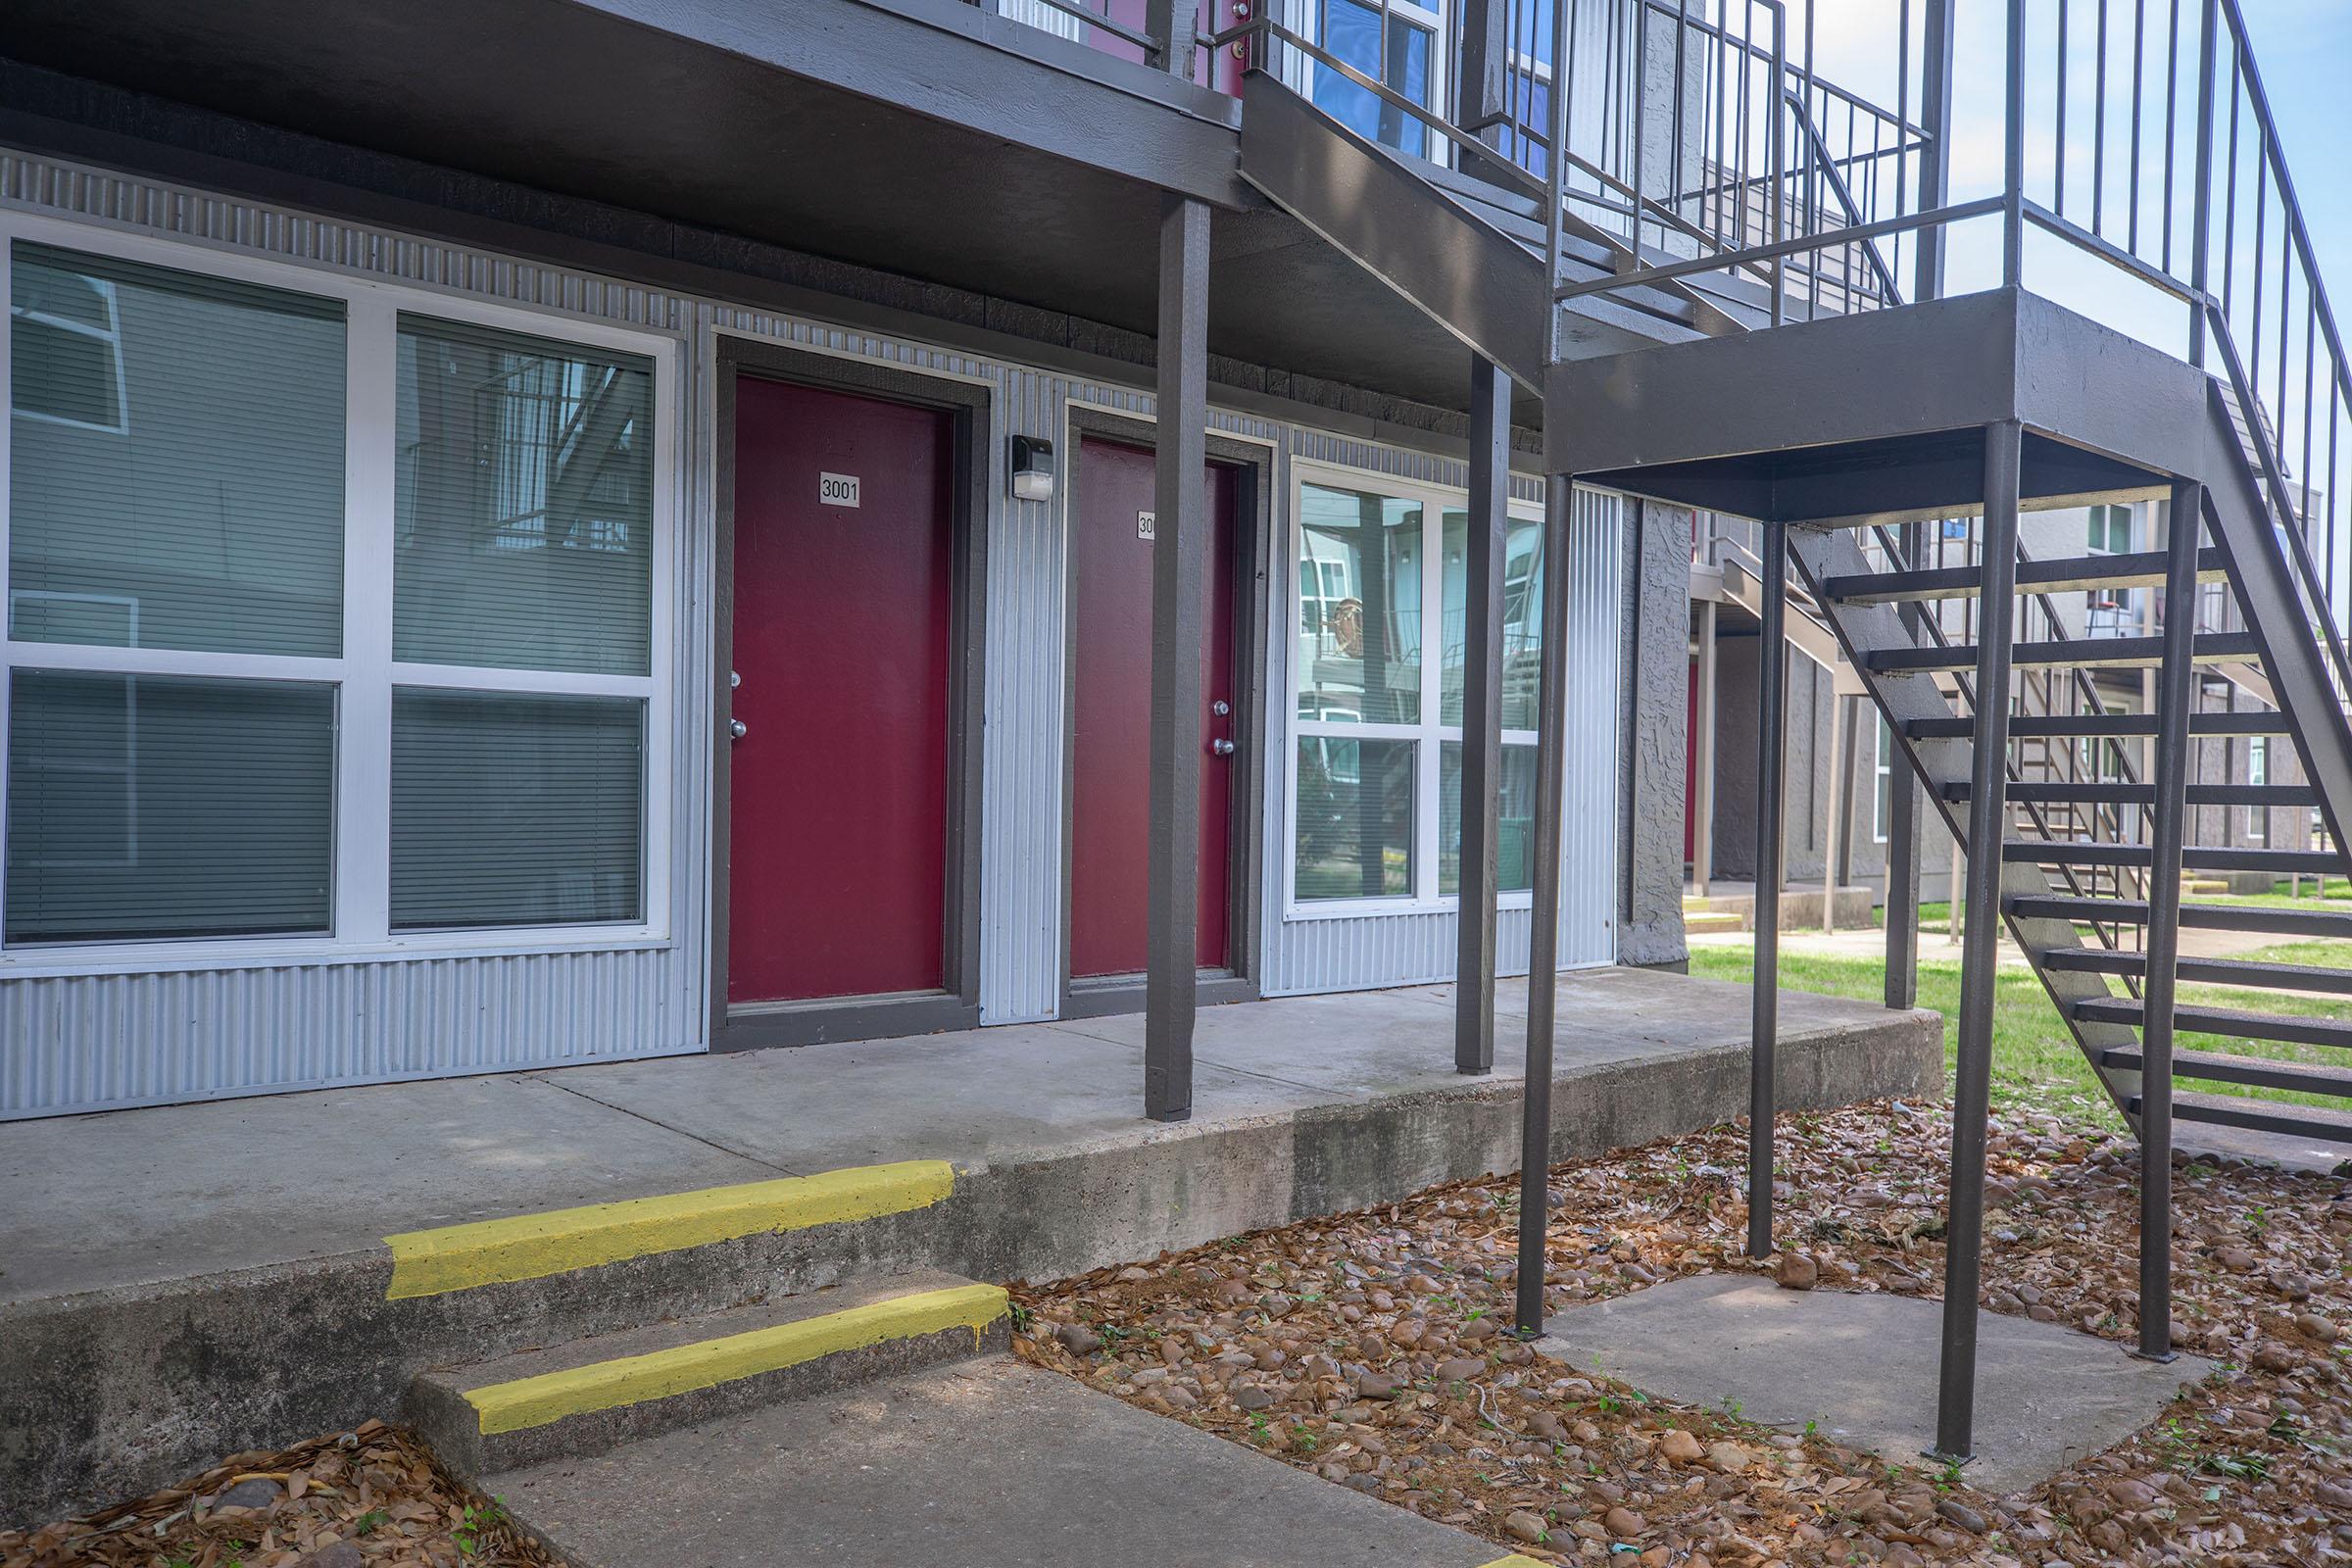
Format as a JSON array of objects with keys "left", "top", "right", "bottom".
[
  {"left": 407, "top": 1270, "right": 1008, "bottom": 1479},
  {"left": 1685, "top": 910, "right": 1746, "bottom": 934}
]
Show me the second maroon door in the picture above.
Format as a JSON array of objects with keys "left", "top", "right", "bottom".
[{"left": 1068, "top": 437, "right": 1239, "bottom": 979}]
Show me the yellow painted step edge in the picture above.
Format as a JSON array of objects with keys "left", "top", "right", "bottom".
[
  {"left": 1478, "top": 1557, "right": 1551, "bottom": 1568},
  {"left": 382, "top": 1160, "right": 956, "bottom": 1300},
  {"left": 462, "top": 1282, "right": 1008, "bottom": 1436}
]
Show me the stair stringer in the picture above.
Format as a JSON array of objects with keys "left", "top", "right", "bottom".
[
  {"left": 1786, "top": 525, "right": 2150, "bottom": 1133},
  {"left": 2193, "top": 380, "right": 2352, "bottom": 855}
]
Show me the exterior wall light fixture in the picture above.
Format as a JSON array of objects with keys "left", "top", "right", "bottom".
[{"left": 1010, "top": 434, "right": 1055, "bottom": 502}]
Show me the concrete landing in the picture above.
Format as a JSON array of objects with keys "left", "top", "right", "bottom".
[
  {"left": 495, "top": 1356, "right": 1522, "bottom": 1568},
  {"left": 1537, "top": 1274, "right": 2216, "bottom": 1494}
]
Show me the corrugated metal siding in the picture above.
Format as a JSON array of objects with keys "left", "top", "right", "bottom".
[
  {"left": 1259, "top": 467, "right": 1623, "bottom": 999},
  {"left": 0, "top": 143, "right": 1635, "bottom": 1116}
]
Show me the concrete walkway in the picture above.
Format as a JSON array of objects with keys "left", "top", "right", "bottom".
[
  {"left": 498, "top": 1357, "right": 1532, "bottom": 1568},
  {"left": 0, "top": 967, "right": 1937, "bottom": 1306},
  {"left": 1, "top": 966, "right": 1941, "bottom": 1526}
]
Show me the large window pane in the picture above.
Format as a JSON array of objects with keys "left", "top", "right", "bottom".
[
  {"left": 1440, "top": 742, "right": 1540, "bottom": 896},
  {"left": 1298, "top": 483, "right": 1422, "bottom": 725},
  {"left": 5, "top": 670, "right": 334, "bottom": 942},
  {"left": 1439, "top": 510, "right": 1547, "bottom": 729},
  {"left": 1311, "top": 0, "right": 1435, "bottom": 158},
  {"left": 395, "top": 316, "right": 655, "bottom": 675},
  {"left": 391, "top": 690, "right": 644, "bottom": 929},
  {"left": 1294, "top": 736, "right": 1414, "bottom": 901},
  {"left": 9, "top": 242, "right": 346, "bottom": 657}
]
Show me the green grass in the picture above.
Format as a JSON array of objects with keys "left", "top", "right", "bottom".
[{"left": 1690, "top": 935, "right": 2352, "bottom": 1127}]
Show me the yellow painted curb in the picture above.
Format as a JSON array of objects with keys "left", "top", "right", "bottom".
[
  {"left": 1477, "top": 1557, "right": 1552, "bottom": 1568},
  {"left": 382, "top": 1160, "right": 956, "bottom": 1299},
  {"left": 462, "top": 1283, "right": 1009, "bottom": 1435}
]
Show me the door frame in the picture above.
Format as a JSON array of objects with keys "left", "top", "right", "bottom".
[
  {"left": 710, "top": 337, "right": 991, "bottom": 1050},
  {"left": 1057, "top": 408, "right": 1273, "bottom": 1021}
]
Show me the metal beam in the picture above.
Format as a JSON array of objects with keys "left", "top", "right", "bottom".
[
  {"left": 1936, "top": 418, "right": 2024, "bottom": 1462},
  {"left": 1457, "top": 356, "right": 1511, "bottom": 1075},
  {"left": 1914, "top": 0, "right": 1957, "bottom": 302},
  {"left": 1694, "top": 598, "right": 1719, "bottom": 897},
  {"left": 1514, "top": 475, "right": 1578, "bottom": 1336},
  {"left": 2134, "top": 477, "right": 2202, "bottom": 1363},
  {"left": 1144, "top": 192, "right": 1210, "bottom": 1124},
  {"left": 1886, "top": 520, "right": 1926, "bottom": 1007},
  {"left": 1747, "top": 519, "right": 1789, "bottom": 1259}
]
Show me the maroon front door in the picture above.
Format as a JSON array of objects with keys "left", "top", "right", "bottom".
[
  {"left": 1068, "top": 437, "right": 1239, "bottom": 979},
  {"left": 728, "top": 377, "right": 955, "bottom": 1004}
]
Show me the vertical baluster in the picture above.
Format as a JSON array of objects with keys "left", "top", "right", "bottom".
[
  {"left": 2250, "top": 144, "right": 2268, "bottom": 393},
  {"left": 1632, "top": 0, "right": 1649, "bottom": 248},
  {"left": 2302, "top": 296, "right": 2318, "bottom": 543},
  {"left": 2057, "top": 0, "right": 2072, "bottom": 216},
  {"left": 1672, "top": 0, "right": 1690, "bottom": 234},
  {"left": 1769, "top": 1, "right": 1785, "bottom": 323},
  {"left": 2128, "top": 0, "right": 2145, "bottom": 255},
  {"left": 2093, "top": 0, "right": 2109, "bottom": 236},
  {"left": 1712, "top": 0, "right": 1732, "bottom": 249},
  {"left": 1802, "top": 1, "right": 1819, "bottom": 318},
  {"left": 2221, "top": 55, "right": 2240, "bottom": 325},
  {"left": 2162, "top": 0, "right": 2180, "bottom": 275},
  {"left": 1897, "top": 0, "right": 1914, "bottom": 292},
  {"left": 1734, "top": 0, "right": 1752, "bottom": 249},
  {"left": 2005, "top": 0, "right": 2027, "bottom": 286}
]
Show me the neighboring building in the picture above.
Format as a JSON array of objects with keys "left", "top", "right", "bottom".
[
  {"left": 1689, "top": 497, "right": 2317, "bottom": 918},
  {"left": 0, "top": 0, "right": 1701, "bottom": 1118}
]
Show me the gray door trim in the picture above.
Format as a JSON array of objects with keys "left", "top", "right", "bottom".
[
  {"left": 711, "top": 337, "right": 991, "bottom": 1051},
  {"left": 1057, "top": 408, "right": 1272, "bottom": 1021}
]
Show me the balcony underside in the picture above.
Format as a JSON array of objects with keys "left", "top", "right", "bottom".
[
  {"left": 1549, "top": 288, "right": 2211, "bottom": 522},
  {"left": 0, "top": 0, "right": 1533, "bottom": 419}
]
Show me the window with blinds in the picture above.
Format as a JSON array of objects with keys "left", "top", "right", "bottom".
[{"left": 2, "top": 230, "right": 669, "bottom": 953}]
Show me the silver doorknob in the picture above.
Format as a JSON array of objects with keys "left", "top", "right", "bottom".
[
  {"left": 1210, "top": 737, "right": 1236, "bottom": 757},
  {"left": 730, "top": 718, "right": 749, "bottom": 740}
]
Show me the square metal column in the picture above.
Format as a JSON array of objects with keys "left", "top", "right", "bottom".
[
  {"left": 1746, "top": 517, "right": 1788, "bottom": 1259},
  {"left": 1144, "top": 193, "right": 1210, "bottom": 1123},
  {"left": 1935, "top": 418, "right": 2024, "bottom": 1462},
  {"left": 1513, "top": 474, "right": 1578, "bottom": 1335},
  {"left": 1456, "top": 356, "right": 1512, "bottom": 1075}
]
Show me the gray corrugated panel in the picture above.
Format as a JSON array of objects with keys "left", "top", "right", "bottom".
[
  {"left": 978, "top": 366, "right": 1067, "bottom": 1024},
  {"left": 0, "top": 952, "right": 687, "bottom": 1119},
  {"left": 1259, "top": 483, "right": 1622, "bottom": 998}
]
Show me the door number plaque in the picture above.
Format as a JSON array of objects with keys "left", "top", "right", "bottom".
[{"left": 819, "top": 472, "right": 861, "bottom": 508}]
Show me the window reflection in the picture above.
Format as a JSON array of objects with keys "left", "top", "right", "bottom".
[
  {"left": 1439, "top": 510, "right": 1546, "bottom": 729},
  {"left": 1295, "top": 736, "right": 1415, "bottom": 900},
  {"left": 1309, "top": 0, "right": 1435, "bottom": 159},
  {"left": 1298, "top": 483, "right": 1422, "bottom": 725}
]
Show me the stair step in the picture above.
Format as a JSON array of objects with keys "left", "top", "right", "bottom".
[
  {"left": 2008, "top": 896, "right": 2352, "bottom": 940},
  {"left": 405, "top": 1270, "right": 1008, "bottom": 1479},
  {"left": 1864, "top": 631, "right": 2260, "bottom": 675},
  {"left": 2004, "top": 842, "right": 2344, "bottom": 875},
  {"left": 2073, "top": 996, "right": 2352, "bottom": 1051},
  {"left": 1824, "top": 548, "right": 2229, "bottom": 605},
  {"left": 2102, "top": 1045, "right": 2352, "bottom": 1098},
  {"left": 1903, "top": 710, "right": 2289, "bottom": 740},
  {"left": 2131, "top": 1090, "right": 2352, "bottom": 1147},
  {"left": 1941, "top": 781, "right": 2315, "bottom": 807},
  {"left": 2042, "top": 949, "right": 2352, "bottom": 995}
]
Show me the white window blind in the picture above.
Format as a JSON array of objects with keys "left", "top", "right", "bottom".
[
  {"left": 5, "top": 670, "right": 335, "bottom": 943},
  {"left": 393, "top": 315, "right": 654, "bottom": 676},
  {"left": 8, "top": 241, "right": 347, "bottom": 657},
  {"left": 389, "top": 689, "right": 646, "bottom": 930}
]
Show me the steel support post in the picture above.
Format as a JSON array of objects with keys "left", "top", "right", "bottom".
[
  {"left": 1914, "top": 2, "right": 1957, "bottom": 303},
  {"left": 1747, "top": 519, "right": 1789, "bottom": 1259},
  {"left": 1886, "top": 528, "right": 1924, "bottom": 1006},
  {"left": 1457, "top": 357, "right": 1512, "bottom": 1074},
  {"left": 2135, "top": 479, "right": 2204, "bottom": 1361},
  {"left": 1453, "top": 0, "right": 1511, "bottom": 182},
  {"left": 1822, "top": 688, "right": 1846, "bottom": 935},
  {"left": 1144, "top": 0, "right": 1199, "bottom": 78},
  {"left": 1514, "top": 475, "right": 1578, "bottom": 1336},
  {"left": 1144, "top": 194, "right": 1210, "bottom": 1123},
  {"left": 1694, "top": 598, "right": 1718, "bottom": 898},
  {"left": 1935, "top": 420, "right": 2024, "bottom": 1463}
]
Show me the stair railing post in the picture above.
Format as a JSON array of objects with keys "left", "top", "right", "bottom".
[
  {"left": 1514, "top": 473, "right": 1580, "bottom": 1336},
  {"left": 1457, "top": 356, "right": 1512, "bottom": 1075},
  {"left": 1453, "top": 0, "right": 1511, "bottom": 182},
  {"left": 2136, "top": 478, "right": 2204, "bottom": 1362},
  {"left": 1886, "top": 522, "right": 1926, "bottom": 1009},
  {"left": 1935, "top": 419, "right": 2024, "bottom": 1464},
  {"left": 2189, "top": 0, "right": 2220, "bottom": 368},
  {"left": 1144, "top": 193, "right": 1211, "bottom": 1123},
  {"left": 1144, "top": 0, "right": 1199, "bottom": 80},
  {"left": 1748, "top": 516, "right": 1789, "bottom": 1260},
  {"left": 2002, "top": 0, "right": 2027, "bottom": 288},
  {"left": 1915, "top": 0, "right": 1958, "bottom": 303}
]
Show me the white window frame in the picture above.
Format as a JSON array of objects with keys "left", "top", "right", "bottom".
[
  {"left": 2247, "top": 735, "right": 2269, "bottom": 844},
  {"left": 0, "top": 210, "right": 681, "bottom": 974},
  {"left": 1872, "top": 714, "right": 1893, "bottom": 845},
  {"left": 1282, "top": 457, "right": 1547, "bottom": 920},
  {"left": 7, "top": 267, "right": 128, "bottom": 435}
]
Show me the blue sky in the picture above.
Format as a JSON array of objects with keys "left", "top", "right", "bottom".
[{"left": 1787, "top": 0, "right": 2352, "bottom": 350}]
